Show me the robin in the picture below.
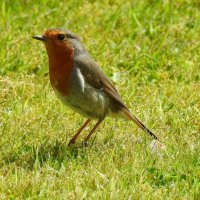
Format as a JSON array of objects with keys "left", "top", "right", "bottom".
[{"left": 33, "top": 28, "right": 160, "bottom": 146}]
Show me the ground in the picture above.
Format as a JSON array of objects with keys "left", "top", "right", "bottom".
[{"left": 0, "top": 0, "right": 199, "bottom": 199}]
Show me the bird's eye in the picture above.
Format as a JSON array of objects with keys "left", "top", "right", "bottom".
[{"left": 57, "top": 34, "right": 65, "bottom": 41}]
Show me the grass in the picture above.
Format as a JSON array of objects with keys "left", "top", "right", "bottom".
[{"left": 0, "top": 0, "right": 199, "bottom": 199}]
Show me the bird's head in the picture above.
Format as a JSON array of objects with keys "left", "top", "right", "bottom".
[{"left": 33, "top": 28, "right": 84, "bottom": 59}]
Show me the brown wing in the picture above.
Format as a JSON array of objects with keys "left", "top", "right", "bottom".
[
  {"left": 75, "top": 56, "right": 160, "bottom": 140},
  {"left": 75, "top": 56, "right": 128, "bottom": 109}
]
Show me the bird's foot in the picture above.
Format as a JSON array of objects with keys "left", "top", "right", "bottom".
[
  {"left": 83, "top": 141, "right": 89, "bottom": 147},
  {"left": 68, "top": 139, "right": 76, "bottom": 147}
]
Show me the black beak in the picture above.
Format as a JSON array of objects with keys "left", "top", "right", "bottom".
[{"left": 32, "top": 35, "right": 45, "bottom": 41}]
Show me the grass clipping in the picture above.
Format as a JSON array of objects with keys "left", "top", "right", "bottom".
[{"left": 150, "top": 140, "right": 166, "bottom": 155}]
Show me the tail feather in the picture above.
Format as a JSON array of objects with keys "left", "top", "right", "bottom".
[{"left": 122, "top": 108, "right": 159, "bottom": 140}]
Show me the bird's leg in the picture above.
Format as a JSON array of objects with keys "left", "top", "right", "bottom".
[
  {"left": 68, "top": 119, "right": 91, "bottom": 146},
  {"left": 84, "top": 118, "right": 104, "bottom": 146}
]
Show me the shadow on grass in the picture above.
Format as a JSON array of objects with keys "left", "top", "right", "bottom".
[{"left": 1, "top": 140, "right": 90, "bottom": 170}]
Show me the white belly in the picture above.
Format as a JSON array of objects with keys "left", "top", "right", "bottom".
[{"left": 53, "top": 68, "right": 110, "bottom": 119}]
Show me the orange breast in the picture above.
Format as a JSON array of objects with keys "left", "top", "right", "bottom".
[{"left": 47, "top": 46, "right": 74, "bottom": 96}]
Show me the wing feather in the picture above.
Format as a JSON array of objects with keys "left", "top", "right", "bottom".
[{"left": 75, "top": 56, "right": 127, "bottom": 108}]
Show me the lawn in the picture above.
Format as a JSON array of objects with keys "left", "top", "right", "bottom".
[{"left": 0, "top": 0, "right": 199, "bottom": 199}]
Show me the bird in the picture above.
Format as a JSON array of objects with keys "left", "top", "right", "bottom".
[{"left": 32, "top": 28, "right": 160, "bottom": 146}]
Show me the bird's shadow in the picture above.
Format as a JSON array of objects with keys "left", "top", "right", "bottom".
[{"left": 3, "top": 140, "right": 90, "bottom": 171}]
